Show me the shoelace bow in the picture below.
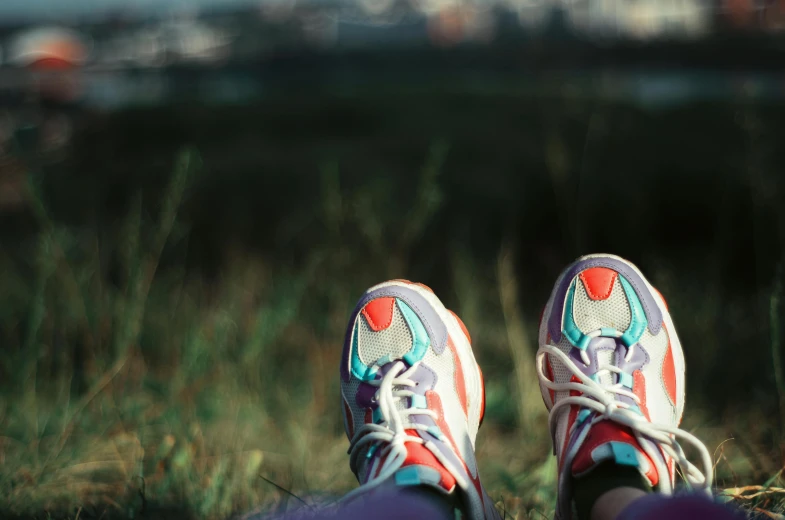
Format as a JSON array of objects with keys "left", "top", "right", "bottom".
[
  {"left": 342, "top": 360, "right": 464, "bottom": 502},
  {"left": 537, "top": 339, "right": 714, "bottom": 496}
]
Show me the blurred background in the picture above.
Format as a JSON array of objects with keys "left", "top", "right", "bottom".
[{"left": 2, "top": 1, "right": 785, "bottom": 519}]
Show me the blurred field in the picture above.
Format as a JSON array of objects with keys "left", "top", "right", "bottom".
[{"left": 2, "top": 84, "right": 785, "bottom": 519}]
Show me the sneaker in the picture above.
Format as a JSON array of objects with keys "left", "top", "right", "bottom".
[
  {"left": 537, "top": 254, "right": 713, "bottom": 519},
  {"left": 339, "top": 280, "right": 501, "bottom": 520}
]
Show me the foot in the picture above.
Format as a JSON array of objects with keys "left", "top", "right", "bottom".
[
  {"left": 537, "top": 254, "right": 713, "bottom": 519},
  {"left": 340, "top": 280, "right": 500, "bottom": 520}
]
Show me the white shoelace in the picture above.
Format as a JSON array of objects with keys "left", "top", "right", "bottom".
[
  {"left": 537, "top": 343, "right": 714, "bottom": 496},
  {"left": 342, "top": 360, "right": 465, "bottom": 502}
]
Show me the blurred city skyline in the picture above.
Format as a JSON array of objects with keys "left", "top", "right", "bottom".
[
  {"left": 0, "top": 0, "right": 255, "bottom": 21},
  {"left": 0, "top": 0, "right": 745, "bottom": 25}
]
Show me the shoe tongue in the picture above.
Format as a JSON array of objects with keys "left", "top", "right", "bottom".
[
  {"left": 594, "top": 348, "right": 616, "bottom": 387},
  {"left": 571, "top": 420, "right": 661, "bottom": 488}
]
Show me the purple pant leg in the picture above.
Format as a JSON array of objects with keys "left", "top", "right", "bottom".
[
  {"left": 618, "top": 494, "right": 745, "bottom": 520},
  {"left": 266, "top": 489, "right": 452, "bottom": 520}
]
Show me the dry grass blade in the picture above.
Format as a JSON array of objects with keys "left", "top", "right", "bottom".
[
  {"left": 722, "top": 485, "right": 785, "bottom": 499},
  {"left": 497, "top": 239, "right": 542, "bottom": 429}
]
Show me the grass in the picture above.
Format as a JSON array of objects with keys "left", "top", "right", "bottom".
[{"left": 1, "top": 147, "right": 784, "bottom": 520}]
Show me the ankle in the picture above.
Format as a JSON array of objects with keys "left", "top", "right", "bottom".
[
  {"left": 587, "top": 487, "right": 647, "bottom": 520},
  {"left": 399, "top": 485, "right": 463, "bottom": 520},
  {"left": 572, "top": 462, "right": 652, "bottom": 520}
]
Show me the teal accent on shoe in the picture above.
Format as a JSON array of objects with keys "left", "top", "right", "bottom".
[
  {"left": 366, "top": 444, "right": 378, "bottom": 459},
  {"left": 609, "top": 441, "right": 642, "bottom": 468},
  {"left": 376, "top": 354, "right": 393, "bottom": 366},
  {"left": 601, "top": 327, "right": 619, "bottom": 337},
  {"left": 619, "top": 371, "right": 634, "bottom": 388},
  {"left": 350, "top": 324, "right": 380, "bottom": 381},
  {"left": 410, "top": 394, "right": 428, "bottom": 409},
  {"left": 394, "top": 466, "right": 443, "bottom": 487},
  {"left": 619, "top": 276, "right": 648, "bottom": 347},
  {"left": 562, "top": 280, "right": 586, "bottom": 349},
  {"left": 577, "top": 408, "right": 592, "bottom": 425},
  {"left": 589, "top": 373, "right": 601, "bottom": 383},
  {"left": 426, "top": 426, "right": 446, "bottom": 441},
  {"left": 395, "top": 466, "right": 422, "bottom": 486},
  {"left": 398, "top": 299, "right": 431, "bottom": 366},
  {"left": 372, "top": 407, "right": 383, "bottom": 424},
  {"left": 577, "top": 335, "right": 592, "bottom": 351}
]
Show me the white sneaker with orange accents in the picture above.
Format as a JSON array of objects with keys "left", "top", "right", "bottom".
[
  {"left": 537, "top": 254, "right": 713, "bottom": 519},
  {"left": 339, "top": 280, "right": 501, "bottom": 520}
]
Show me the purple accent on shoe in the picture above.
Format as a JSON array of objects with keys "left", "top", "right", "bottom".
[
  {"left": 341, "top": 285, "right": 448, "bottom": 382},
  {"left": 567, "top": 337, "right": 619, "bottom": 378},
  {"left": 356, "top": 363, "right": 438, "bottom": 409},
  {"left": 548, "top": 257, "right": 663, "bottom": 343},
  {"left": 341, "top": 307, "right": 358, "bottom": 383},
  {"left": 566, "top": 336, "right": 650, "bottom": 414},
  {"left": 618, "top": 494, "right": 745, "bottom": 520},
  {"left": 615, "top": 340, "right": 650, "bottom": 373},
  {"left": 356, "top": 382, "right": 379, "bottom": 410},
  {"left": 409, "top": 362, "right": 438, "bottom": 390},
  {"left": 615, "top": 339, "right": 651, "bottom": 411}
]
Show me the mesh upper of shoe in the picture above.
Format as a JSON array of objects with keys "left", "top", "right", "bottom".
[
  {"left": 357, "top": 302, "right": 413, "bottom": 366},
  {"left": 572, "top": 276, "right": 631, "bottom": 333}
]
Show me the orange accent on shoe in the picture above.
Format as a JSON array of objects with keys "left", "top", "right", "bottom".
[
  {"left": 571, "top": 420, "right": 659, "bottom": 487},
  {"left": 579, "top": 267, "right": 618, "bottom": 301},
  {"left": 653, "top": 287, "right": 669, "bottom": 310},
  {"left": 449, "top": 310, "right": 472, "bottom": 343},
  {"left": 361, "top": 297, "right": 396, "bottom": 332},
  {"left": 425, "top": 391, "right": 483, "bottom": 502},
  {"left": 633, "top": 370, "right": 651, "bottom": 421},
  {"left": 478, "top": 366, "right": 486, "bottom": 428},
  {"left": 344, "top": 398, "right": 355, "bottom": 439},
  {"left": 661, "top": 323, "right": 677, "bottom": 407},
  {"left": 401, "top": 431, "right": 457, "bottom": 492},
  {"left": 447, "top": 336, "right": 469, "bottom": 416},
  {"left": 426, "top": 391, "right": 461, "bottom": 454}
]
